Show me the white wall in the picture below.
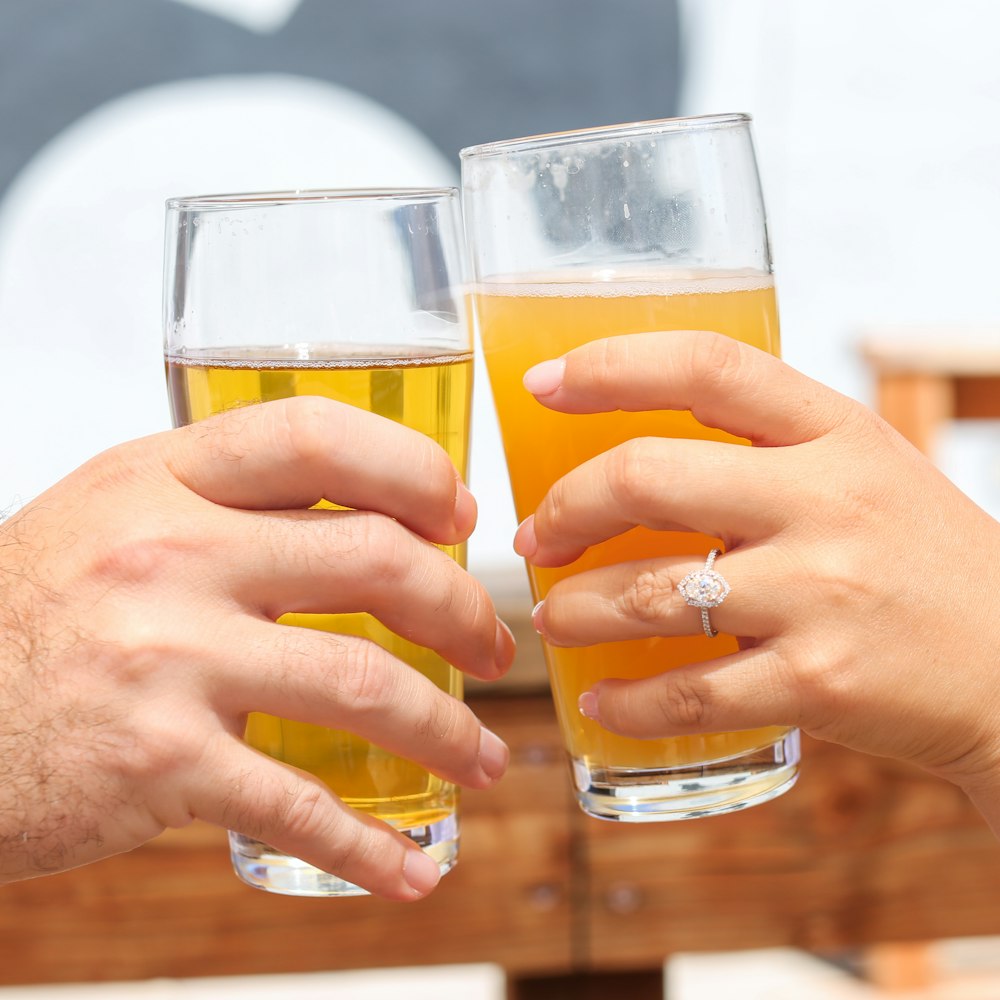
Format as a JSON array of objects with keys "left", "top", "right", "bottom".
[
  {"left": 0, "top": 63, "right": 518, "bottom": 569},
  {"left": 5, "top": 1, "right": 999, "bottom": 560},
  {"left": 679, "top": 0, "right": 1000, "bottom": 511}
]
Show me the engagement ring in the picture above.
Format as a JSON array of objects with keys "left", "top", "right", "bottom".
[{"left": 678, "top": 548, "right": 730, "bottom": 638}]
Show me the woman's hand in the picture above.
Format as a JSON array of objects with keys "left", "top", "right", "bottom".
[
  {"left": 515, "top": 330, "right": 1000, "bottom": 829},
  {"left": 0, "top": 397, "right": 513, "bottom": 899}
]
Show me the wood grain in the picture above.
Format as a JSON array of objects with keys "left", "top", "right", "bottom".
[
  {"left": 2, "top": 700, "right": 999, "bottom": 987},
  {"left": 582, "top": 737, "right": 1000, "bottom": 966},
  {"left": 0, "top": 697, "right": 572, "bottom": 986}
]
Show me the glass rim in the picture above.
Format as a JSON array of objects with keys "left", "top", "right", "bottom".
[
  {"left": 165, "top": 186, "right": 459, "bottom": 211},
  {"left": 460, "top": 112, "right": 752, "bottom": 159}
]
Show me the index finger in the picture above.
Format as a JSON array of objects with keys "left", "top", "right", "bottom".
[
  {"left": 163, "top": 396, "right": 475, "bottom": 545},
  {"left": 522, "top": 330, "right": 849, "bottom": 447}
]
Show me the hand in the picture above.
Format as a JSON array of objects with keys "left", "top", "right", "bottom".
[
  {"left": 514, "top": 330, "right": 1000, "bottom": 829},
  {"left": 0, "top": 397, "right": 514, "bottom": 899}
]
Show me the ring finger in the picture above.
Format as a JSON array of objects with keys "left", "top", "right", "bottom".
[{"left": 534, "top": 549, "right": 784, "bottom": 646}]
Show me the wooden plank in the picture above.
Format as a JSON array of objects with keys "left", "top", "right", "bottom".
[
  {"left": 6, "top": 699, "right": 1000, "bottom": 988},
  {"left": 955, "top": 375, "right": 1000, "bottom": 420},
  {"left": 864, "top": 941, "right": 938, "bottom": 991},
  {"left": 874, "top": 372, "right": 953, "bottom": 456},
  {"left": 0, "top": 696, "right": 574, "bottom": 986},
  {"left": 581, "top": 736, "right": 1000, "bottom": 967},
  {"left": 507, "top": 969, "right": 663, "bottom": 1000},
  {"left": 860, "top": 335, "right": 1000, "bottom": 376}
]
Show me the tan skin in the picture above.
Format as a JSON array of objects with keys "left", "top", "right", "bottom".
[
  {"left": 514, "top": 330, "right": 1000, "bottom": 834},
  {"left": 0, "top": 396, "right": 514, "bottom": 900}
]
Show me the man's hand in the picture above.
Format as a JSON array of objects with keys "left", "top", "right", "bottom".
[{"left": 0, "top": 396, "right": 513, "bottom": 899}]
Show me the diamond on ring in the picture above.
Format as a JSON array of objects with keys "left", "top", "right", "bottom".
[{"left": 678, "top": 549, "right": 730, "bottom": 638}]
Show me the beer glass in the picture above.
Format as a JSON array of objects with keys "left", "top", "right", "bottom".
[
  {"left": 163, "top": 188, "right": 471, "bottom": 894},
  {"left": 461, "top": 114, "right": 800, "bottom": 822}
]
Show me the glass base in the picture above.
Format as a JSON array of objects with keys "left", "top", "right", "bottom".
[
  {"left": 228, "top": 812, "right": 459, "bottom": 897},
  {"left": 572, "top": 729, "right": 801, "bottom": 822}
]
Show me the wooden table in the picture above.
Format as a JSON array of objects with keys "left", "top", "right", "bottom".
[
  {"left": 3, "top": 690, "right": 1000, "bottom": 996},
  {"left": 4, "top": 591, "right": 1000, "bottom": 997},
  {"left": 861, "top": 333, "right": 1000, "bottom": 455},
  {"left": 5, "top": 340, "right": 1000, "bottom": 995}
]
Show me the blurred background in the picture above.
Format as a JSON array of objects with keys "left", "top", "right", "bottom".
[
  {"left": 0, "top": 0, "right": 684, "bottom": 570},
  {"left": 2, "top": 0, "right": 1000, "bottom": 997},
  {"left": 4, "top": 0, "right": 1000, "bottom": 566}
]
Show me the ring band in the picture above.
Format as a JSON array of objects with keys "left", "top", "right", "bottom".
[{"left": 678, "top": 548, "right": 731, "bottom": 639}]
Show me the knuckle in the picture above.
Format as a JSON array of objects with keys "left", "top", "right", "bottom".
[
  {"left": 430, "top": 569, "right": 458, "bottom": 617},
  {"left": 654, "top": 674, "right": 711, "bottom": 730},
  {"left": 696, "top": 330, "right": 751, "bottom": 390},
  {"left": 339, "top": 641, "right": 395, "bottom": 713},
  {"left": 799, "top": 544, "right": 874, "bottom": 613},
  {"left": 76, "top": 441, "right": 149, "bottom": 494},
  {"left": 536, "top": 477, "right": 569, "bottom": 537},
  {"left": 619, "top": 566, "right": 678, "bottom": 626},
  {"left": 829, "top": 391, "right": 894, "bottom": 454},
  {"left": 280, "top": 781, "right": 335, "bottom": 844},
  {"left": 608, "top": 438, "right": 662, "bottom": 515},
  {"left": 414, "top": 445, "right": 459, "bottom": 511},
  {"left": 272, "top": 397, "right": 336, "bottom": 468},
  {"left": 119, "top": 715, "right": 198, "bottom": 787},
  {"left": 578, "top": 335, "right": 632, "bottom": 390},
  {"left": 85, "top": 612, "right": 201, "bottom": 701},
  {"left": 197, "top": 403, "right": 263, "bottom": 463},
  {"left": 430, "top": 568, "right": 490, "bottom": 639},
  {"left": 89, "top": 534, "right": 192, "bottom": 588},
  {"left": 351, "top": 513, "right": 411, "bottom": 585},
  {"left": 264, "top": 624, "right": 331, "bottom": 694},
  {"left": 417, "top": 697, "right": 476, "bottom": 762},
  {"left": 772, "top": 640, "right": 853, "bottom": 736},
  {"left": 792, "top": 643, "right": 847, "bottom": 705}
]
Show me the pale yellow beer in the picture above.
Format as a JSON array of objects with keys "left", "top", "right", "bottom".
[
  {"left": 166, "top": 348, "right": 471, "bottom": 832},
  {"left": 476, "top": 270, "right": 790, "bottom": 771},
  {"left": 164, "top": 186, "right": 473, "bottom": 891}
]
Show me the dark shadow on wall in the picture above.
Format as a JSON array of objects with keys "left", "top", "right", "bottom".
[{"left": 0, "top": 0, "right": 682, "bottom": 198}]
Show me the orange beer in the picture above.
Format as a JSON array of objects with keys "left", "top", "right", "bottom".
[
  {"left": 476, "top": 269, "right": 791, "bottom": 775},
  {"left": 464, "top": 114, "right": 799, "bottom": 820}
]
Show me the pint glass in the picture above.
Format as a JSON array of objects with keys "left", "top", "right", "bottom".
[
  {"left": 163, "top": 189, "right": 471, "bottom": 893},
  {"left": 462, "top": 115, "right": 800, "bottom": 821}
]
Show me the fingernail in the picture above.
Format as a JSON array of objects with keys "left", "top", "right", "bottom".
[
  {"left": 523, "top": 358, "right": 566, "bottom": 397},
  {"left": 513, "top": 516, "right": 538, "bottom": 558},
  {"left": 494, "top": 618, "right": 516, "bottom": 673},
  {"left": 453, "top": 480, "right": 477, "bottom": 536},
  {"left": 531, "top": 600, "right": 546, "bottom": 636},
  {"left": 579, "top": 691, "right": 601, "bottom": 722},
  {"left": 403, "top": 849, "right": 442, "bottom": 897},
  {"left": 478, "top": 725, "right": 510, "bottom": 782}
]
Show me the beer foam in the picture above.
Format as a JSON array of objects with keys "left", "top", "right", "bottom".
[
  {"left": 166, "top": 346, "right": 472, "bottom": 368},
  {"left": 473, "top": 268, "right": 774, "bottom": 298}
]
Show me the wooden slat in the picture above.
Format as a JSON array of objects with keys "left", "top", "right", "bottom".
[
  {"left": 860, "top": 335, "right": 1000, "bottom": 376},
  {"left": 955, "top": 375, "right": 1000, "bottom": 420},
  {"left": 507, "top": 969, "right": 664, "bottom": 1000},
  {"left": 874, "top": 372, "right": 953, "bottom": 455},
  {"left": 0, "top": 696, "right": 574, "bottom": 986},
  {"left": 4, "top": 698, "right": 1000, "bottom": 988},
  {"left": 865, "top": 941, "right": 938, "bottom": 991},
  {"left": 581, "top": 737, "right": 1000, "bottom": 967}
]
